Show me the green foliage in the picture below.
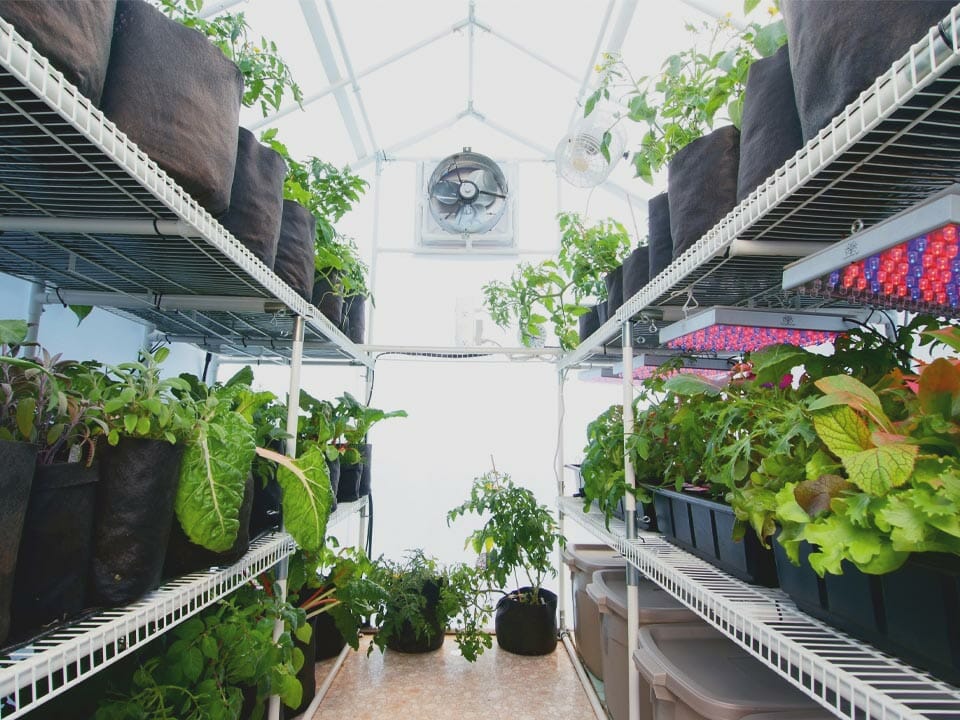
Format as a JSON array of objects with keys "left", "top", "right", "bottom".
[
  {"left": 579, "top": 404, "right": 628, "bottom": 521},
  {"left": 158, "top": 0, "right": 303, "bottom": 116},
  {"left": 482, "top": 213, "right": 631, "bottom": 350},
  {"left": 0, "top": 339, "right": 106, "bottom": 465},
  {"left": 586, "top": 7, "right": 786, "bottom": 182},
  {"left": 0, "top": 319, "right": 26, "bottom": 345},
  {"left": 367, "top": 550, "right": 493, "bottom": 662},
  {"left": 448, "top": 469, "right": 565, "bottom": 598},
  {"left": 333, "top": 391, "right": 407, "bottom": 464},
  {"left": 174, "top": 374, "right": 258, "bottom": 553},
  {"left": 94, "top": 585, "right": 307, "bottom": 720},
  {"left": 267, "top": 444, "right": 334, "bottom": 553}
]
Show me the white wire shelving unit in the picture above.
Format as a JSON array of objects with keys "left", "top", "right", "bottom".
[
  {"left": 559, "top": 498, "right": 960, "bottom": 720},
  {"left": 0, "top": 498, "right": 368, "bottom": 720},
  {"left": 0, "top": 17, "right": 372, "bottom": 369},
  {"left": 562, "top": 4, "right": 960, "bottom": 370}
]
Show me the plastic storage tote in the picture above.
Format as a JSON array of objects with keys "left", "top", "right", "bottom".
[
  {"left": 633, "top": 623, "right": 832, "bottom": 720},
  {"left": 587, "top": 569, "right": 697, "bottom": 720},
  {"left": 560, "top": 543, "right": 625, "bottom": 678}
]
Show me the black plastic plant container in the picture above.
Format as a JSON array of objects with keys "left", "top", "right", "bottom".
[
  {"left": 653, "top": 487, "right": 777, "bottom": 587},
  {"left": 773, "top": 539, "right": 960, "bottom": 684}
]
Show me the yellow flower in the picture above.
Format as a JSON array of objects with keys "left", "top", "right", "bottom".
[{"left": 594, "top": 64, "right": 602, "bottom": 72}]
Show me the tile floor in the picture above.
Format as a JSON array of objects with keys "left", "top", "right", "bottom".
[{"left": 310, "top": 634, "right": 599, "bottom": 720}]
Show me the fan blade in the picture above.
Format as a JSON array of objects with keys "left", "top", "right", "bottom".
[
  {"left": 431, "top": 180, "right": 460, "bottom": 205},
  {"left": 455, "top": 203, "right": 479, "bottom": 232},
  {"left": 467, "top": 169, "right": 498, "bottom": 208}
]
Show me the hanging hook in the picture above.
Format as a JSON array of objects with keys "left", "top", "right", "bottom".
[
  {"left": 54, "top": 286, "right": 67, "bottom": 308},
  {"left": 850, "top": 218, "right": 865, "bottom": 235},
  {"left": 681, "top": 288, "right": 699, "bottom": 317}
]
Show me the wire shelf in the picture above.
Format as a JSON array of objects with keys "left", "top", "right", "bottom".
[
  {"left": 0, "top": 531, "right": 295, "bottom": 719},
  {"left": 559, "top": 497, "right": 960, "bottom": 720},
  {"left": 0, "top": 18, "right": 372, "bottom": 369},
  {"left": 562, "top": 5, "right": 960, "bottom": 370}
]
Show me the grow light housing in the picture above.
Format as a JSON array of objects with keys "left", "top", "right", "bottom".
[
  {"left": 578, "top": 352, "right": 732, "bottom": 383},
  {"left": 782, "top": 188, "right": 960, "bottom": 316},
  {"left": 659, "top": 307, "right": 852, "bottom": 353}
]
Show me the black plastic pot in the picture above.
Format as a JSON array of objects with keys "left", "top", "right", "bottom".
[
  {"left": 611, "top": 492, "right": 658, "bottom": 533},
  {"left": 604, "top": 264, "right": 624, "bottom": 319},
  {"left": 337, "top": 458, "right": 362, "bottom": 503},
  {"left": 327, "top": 457, "right": 340, "bottom": 511},
  {"left": 218, "top": 128, "right": 286, "bottom": 269},
  {"left": 773, "top": 539, "right": 960, "bottom": 684},
  {"left": 0, "top": 0, "right": 116, "bottom": 106},
  {"left": 314, "top": 610, "right": 347, "bottom": 660},
  {"left": 100, "top": 0, "right": 243, "bottom": 215},
  {"left": 274, "top": 200, "right": 317, "bottom": 302},
  {"left": 357, "top": 443, "right": 372, "bottom": 497},
  {"left": 647, "top": 192, "right": 673, "bottom": 281},
  {"left": 782, "top": 0, "right": 955, "bottom": 143},
  {"left": 622, "top": 244, "right": 650, "bottom": 305},
  {"left": 385, "top": 579, "right": 445, "bottom": 653},
  {"left": 736, "top": 45, "right": 804, "bottom": 202},
  {"left": 578, "top": 305, "right": 600, "bottom": 342},
  {"left": 653, "top": 487, "right": 777, "bottom": 587},
  {"left": 0, "top": 440, "right": 36, "bottom": 644},
  {"left": 312, "top": 270, "right": 344, "bottom": 326},
  {"left": 668, "top": 126, "right": 740, "bottom": 260},
  {"left": 494, "top": 587, "right": 557, "bottom": 656},
  {"left": 91, "top": 437, "right": 184, "bottom": 606},
  {"left": 341, "top": 294, "right": 366, "bottom": 344},
  {"left": 163, "top": 473, "right": 254, "bottom": 578},
  {"left": 11, "top": 461, "right": 97, "bottom": 640}
]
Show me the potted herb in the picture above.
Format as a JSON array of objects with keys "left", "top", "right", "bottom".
[
  {"left": 367, "top": 549, "right": 492, "bottom": 661},
  {"left": 448, "top": 467, "right": 565, "bottom": 655},
  {"left": 297, "top": 389, "right": 343, "bottom": 505},
  {"left": 74, "top": 347, "right": 196, "bottom": 606},
  {"left": 333, "top": 391, "right": 407, "bottom": 501}
]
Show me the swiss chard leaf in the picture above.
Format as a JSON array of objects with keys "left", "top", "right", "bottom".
[
  {"left": 267, "top": 445, "right": 333, "bottom": 553},
  {"left": 176, "top": 409, "right": 256, "bottom": 552}
]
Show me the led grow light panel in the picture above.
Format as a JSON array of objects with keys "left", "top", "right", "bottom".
[
  {"left": 578, "top": 353, "right": 732, "bottom": 383},
  {"left": 783, "top": 188, "right": 960, "bottom": 316},
  {"left": 659, "top": 307, "right": 849, "bottom": 353}
]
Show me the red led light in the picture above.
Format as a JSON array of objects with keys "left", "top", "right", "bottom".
[{"left": 665, "top": 324, "right": 841, "bottom": 353}]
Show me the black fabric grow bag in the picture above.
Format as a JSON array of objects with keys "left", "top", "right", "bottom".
[
  {"left": 218, "top": 128, "right": 286, "bottom": 269},
  {"left": 385, "top": 579, "right": 445, "bottom": 653},
  {"left": 653, "top": 488, "right": 777, "bottom": 587},
  {"left": 274, "top": 200, "right": 316, "bottom": 302},
  {"left": 311, "top": 270, "right": 344, "bottom": 325},
  {"left": 0, "top": 0, "right": 116, "bottom": 106},
  {"left": 622, "top": 244, "right": 650, "bottom": 304},
  {"left": 668, "top": 125, "right": 740, "bottom": 259},
  {"left": 327, "top": 457, "right": 340, "bottom": 510},
  {"left": 782, "top": 0, "right": 955, "bottom": 143},
  {"left": 337, "top": 459, "right": 362, "bottom": 503},
  {"left": 357, "top": 443, "right": 372, "bottom": 497},
  {"left": 604, "top": 264, "right": 624, "bottom": 319},
  {"left": 11, "top": 461, "right": 97, "bottom": 639},
  {"left": 578, "top": 305, "right": 600, "bottom": 342},
  {"left": 341, "top": 295, "right": 366, "bottom": 344},
  {"left": 249, "top": 467, "right": 281, "bottom": 539},
  {"left": 494, "top": 587, "right": 557, "bottom": 656},
  {"left": 0, "top": 440, "right": 36, "bottom": 645},
  {"left": 163, "top": 473, "right": 254, "bottom": 578},
  {"left": 647, "top": 192, "right": 673, "bottom": 281},
  {"left": 736, "top": 45, "right": 804, "bottom": 202},
  {"left": 91, "top": 438, "right": 184, "bottom": 606},
  {"left": 314, "top": 610, "right": 347, "bottom": 660},
  {"left": 100, "top": 0, "right": 242, "bottom": 215},
  {"left": 773, "top": 539, "right": 960, "bottom": 684}
]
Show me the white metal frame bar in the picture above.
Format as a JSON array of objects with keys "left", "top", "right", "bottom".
[{"left": 0, "top": 532, "right": 294, "bottom": 719}]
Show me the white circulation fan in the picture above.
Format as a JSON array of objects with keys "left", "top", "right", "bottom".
[{"left": 555, "top": 105, "right": 626, "bottom": 187}]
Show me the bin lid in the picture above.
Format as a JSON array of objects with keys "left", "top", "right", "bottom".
[
  {"left": 560, "top": 543, "right": 625, "bottom": 573},
  {"left": 741, "top": 712, "right": 835, "bottom": 720},
  {"left": 588, "top": 569, "right": 695, "bottom": 623},
  {"left": 633, "top": 624, "right": 822, "bottom": 719}
]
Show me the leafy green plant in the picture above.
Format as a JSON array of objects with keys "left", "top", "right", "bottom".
[
  {"left": 483, "top": 213, "right": 630, "bottom": 350},
  {"left": 587, "top": 4, "right": 786, "bottom": 182},
  {"left": 256, "top": 446, "right": 334, "bottom": 554},
  {"left": 367, "top": 549, "right": 492, "bottom": 662},
  {"left": 333, "top": 391, "right": 407, "bottom": 465},
  {"left": 94, "top": 585, "right": 308, "bottom": 720},
  {"left": 158, "top": 0, "right": 303, "bottom": 116},
  {"left": 75, "top": 347, "right": 195, "bottom": 447},
  {"left": 448, "top": 468, "right": 565, "bottom": 605},
  {"left": 297, "top": 389, "right": 341, "bottom": 462}
]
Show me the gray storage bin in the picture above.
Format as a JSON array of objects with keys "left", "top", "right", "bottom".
[
  {"left": 633, "top": 623, "right": 830, "bottom": 720},
  {"left": 588, "top": 570, "right": 697, "bottom": 720},
  {"left": 560, "top": 543, "right": 625, "bottom": 678}
]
